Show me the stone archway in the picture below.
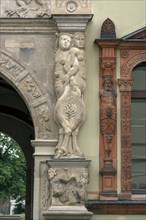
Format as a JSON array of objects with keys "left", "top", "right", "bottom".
[
  {"left": 119, "top": 50, "right": 146, "bottom": 199},
  {"left": 0, "top": 49, "right": 55, "bottom": 140},
  {"left": 0, "top": 49, "right": 56, "bottom": 220}
]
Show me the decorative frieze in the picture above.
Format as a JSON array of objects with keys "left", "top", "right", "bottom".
[
  {"left": 5, "top": 0, "right": 51, "bottom": 18},
  {"left": 51, "top": 0, "right": 91, "bottom": 15},
  {"left": 1, "top": 0, "right": 91, "bottom": 18},
  {"left": 0, "top": 51, "right": 24, "bottom": 79}
]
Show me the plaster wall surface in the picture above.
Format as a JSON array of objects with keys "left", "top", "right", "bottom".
[
  {"left": 79, "top": 0, "right": 146, "bottom": 199},
  {"left": 92, "top": 215, "right": 146, "bottom": 220}
]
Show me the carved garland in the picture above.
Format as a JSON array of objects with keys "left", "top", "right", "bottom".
[
  {"left": 119, "top": 50, "right": 146, "bottom": 199},
  {"left": 0, "top": 50, "right": 54, "bottom": 139}
]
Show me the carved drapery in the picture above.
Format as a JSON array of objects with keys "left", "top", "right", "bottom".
[
  {"left": 119, "top": 49, "right": 146, "bottom": 200},
  {"left": 95, "top": 19, "right": 120, "bottom": 198}
]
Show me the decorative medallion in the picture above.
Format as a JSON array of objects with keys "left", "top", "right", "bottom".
[{"left": 66, "top": 1, "right": 78, "bottom": 13}]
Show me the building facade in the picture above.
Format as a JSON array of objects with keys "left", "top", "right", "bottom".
[{"left": 0, "top": 1, "right": 146, "bottom": 220}]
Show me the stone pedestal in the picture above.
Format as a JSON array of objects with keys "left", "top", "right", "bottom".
[
  {"left": 43, "top": 206, "right": 92, "bottom": 220},
  {"left": 42, "top": 159, "right": 93, "bottom": 220}
]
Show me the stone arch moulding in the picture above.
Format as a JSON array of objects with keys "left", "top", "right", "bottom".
[
  {"left": 0, "top": 49, "right": 55, "bottom": 140},
  {"left": 119, "top": 47, "right": 146, "bottom": 200}
]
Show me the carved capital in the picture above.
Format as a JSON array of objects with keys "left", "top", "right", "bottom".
[{"left": 118, "top": 79, "right": 133, "bottom": 92}]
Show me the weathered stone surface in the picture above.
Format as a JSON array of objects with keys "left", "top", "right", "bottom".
[
  {"left": 0, "top": 0, "right": 91, "bottom": 18},
  {"left": 54, "top": 32, "right": 86, "bottom": 159}
]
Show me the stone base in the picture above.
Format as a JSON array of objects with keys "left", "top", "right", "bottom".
[
  {"left": 118, "top": 193, "right": 131, "bottom": 200},
  {"left": 43, "top": 206, "right": 93, "bottom": 220}
]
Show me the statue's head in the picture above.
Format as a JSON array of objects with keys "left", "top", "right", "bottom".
[
  {"left": 58, "top": 33, "right": 72, "bottom": 51},
  {"left": 73, "top": 32, "right": 85, "bottom": 49}
]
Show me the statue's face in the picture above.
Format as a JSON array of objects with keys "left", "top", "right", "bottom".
[
  {"left": 104, "top": 79, "right": 112, "bottom": 91},
  {"left": 59, "top": 35, "right": 72, "bottom": 50},
  {"left": 74, "top": 33, "right": 85, "bottom": 48}
]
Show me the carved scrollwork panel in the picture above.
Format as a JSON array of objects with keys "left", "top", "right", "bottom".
[
  {"left": 5, "top": 0, "right": 51, "bottom": 18},
  {"left": 0, "top": 52, "right": 24, "bottom": 79},
  {"left": 48, "top": 167, "right": 89, "bottom": 206}
]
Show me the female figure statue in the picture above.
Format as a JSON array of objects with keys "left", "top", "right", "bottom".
[{"left": 54, "top": 33, "right": 86, "bottom": 158}]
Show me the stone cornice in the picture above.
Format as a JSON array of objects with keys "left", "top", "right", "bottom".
[
  {"left": 0, "top": 18, "right": 57, "bottom": 34},
  {"left": 52, "top": 14, "right": 93, "bottom": 32}
]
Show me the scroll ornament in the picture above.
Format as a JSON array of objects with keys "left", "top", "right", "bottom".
[{"left": 6, "top": 0, "right": 51, "bottom": 18}]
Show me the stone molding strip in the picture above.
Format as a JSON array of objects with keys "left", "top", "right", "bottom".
[{"left": 0, "top": 19, "right": 57, "bottom": 34}]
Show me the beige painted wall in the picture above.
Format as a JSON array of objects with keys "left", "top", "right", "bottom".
[
  {"left": 91, "top": 215, "right": 146, "bottom": 220},
  {"left": 78, "top": 0, "right": 146, "bottom": 200}
]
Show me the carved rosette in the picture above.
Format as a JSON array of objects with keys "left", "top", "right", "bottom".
[{"left": 119, "top": 49, "right": 146, "bottom": 199}]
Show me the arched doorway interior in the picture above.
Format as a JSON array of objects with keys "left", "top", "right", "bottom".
[{"left": 0, "top": 76, "right": 35, "bottom": 220}]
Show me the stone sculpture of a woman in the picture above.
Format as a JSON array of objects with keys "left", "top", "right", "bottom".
[{"left": 54, "top": 32, "right": 86, "bottom": 159}]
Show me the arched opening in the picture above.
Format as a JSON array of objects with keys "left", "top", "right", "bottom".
[
  {"left": 0, "top": 132, "right": 26, "bottom": 215},
  {"left": 131, "top": 62, "right": 146, "bottom": 193},
  {"left": 0, "top": 76, "right": 35, "bottom": 220}
]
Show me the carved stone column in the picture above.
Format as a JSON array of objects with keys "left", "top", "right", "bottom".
[
  {"left": 31, "top": 140, "right": 57, "bottom": 220},
  {"left": 118, "top": 79, "right": 133, "bottom": 200},
  {"left": 42, "top": 1, "right": 93, "bottom": 220},
  {"left": 95, "top": 19, "right": 121, "bottom": 199}
]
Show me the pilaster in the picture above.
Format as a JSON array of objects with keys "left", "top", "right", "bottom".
[
  {"left": 95, "top": 18, "right": 121, "bottom": 199},
  {"left": 31, "top": 140, "right": 57, "bottom": 220}
]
